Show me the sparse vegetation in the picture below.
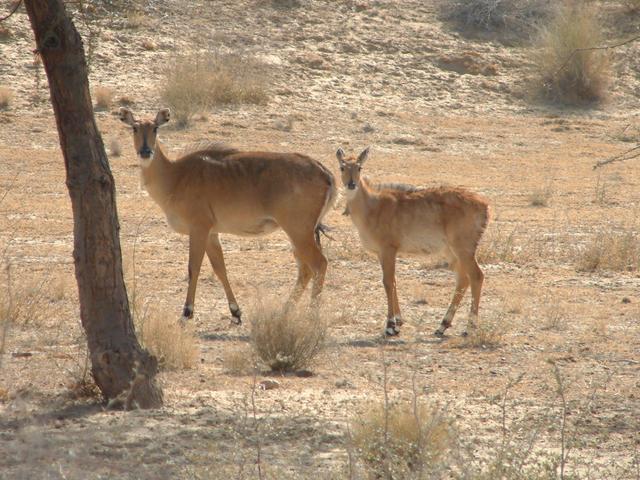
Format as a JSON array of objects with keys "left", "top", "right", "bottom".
[
  {"left": 449, "top": 318, "right": 504, "bottom": 349},
  {"left": 160, "top": 53, "right": 269, "bottom": 127},
  {"left": 350, "top": 402, "right": 454, "bottom": 479},
  {"left": 528, "top": 182, "right": 553, "bottom": 207},
  {"left": 0, "top": 86, "right": 13, "bottom": 109},
  {"left": 109, "top": 138, "right": 122, "bottom": 157},
  {"left": 135, "top": 307, "right": 199, "bottom": 370},
  {"left": 535, "top": 2, "right": 610, "bottom": 105},
  {"left": 442, "top": 0, "right": 552, "bottom": 42},
  {"left": 250, "top": 300, "right": 327, "bottom": 372},
  {"left": 577, "top": 227, "right": 640, "bottom": 272},
  {"left": 93, "top": 85, "right": 114, "bottom": 110}
]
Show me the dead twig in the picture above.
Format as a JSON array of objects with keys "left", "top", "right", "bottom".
[
  {"left": 593, "top": 144, "right": 640, "bottom": 170},
  {"left": 0, "top": 0, "right": 22, "bottom": 23},
  {"left": 554, "top": 34, "right": 640, "bottom": 79}
]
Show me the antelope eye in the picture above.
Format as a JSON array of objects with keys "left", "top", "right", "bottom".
[
  {"left": 357, "top": 166, "right": 362, "bottom": 171},
  {"left": 153, "top": 127, "right": 158, "bottom": 133},
  {"left": 132, "top": 126, "right": 138, "bottom": 133},
  {"left": 340, "top": 167, "right": 344, "bottom": 172}
]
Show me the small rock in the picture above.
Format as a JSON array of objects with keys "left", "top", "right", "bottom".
[
  {"left": 295, "top": 370, "right": 313, "bottom": 378},
  {"left": 622, "top": 297, "right": 631, "bottom": 304},
  {"left": 258, "top": 379, "right": 280, "bottom": 390}
]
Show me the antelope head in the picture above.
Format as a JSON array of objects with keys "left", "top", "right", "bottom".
[
  {"left": 119, "top": 107, "right": 170, "bottom": 166},
  {"left": 336, "top": 146, "right": 370, "bottom": 196}
]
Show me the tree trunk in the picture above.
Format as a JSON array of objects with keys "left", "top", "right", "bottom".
[{"left": 24, "top": 0, "right": 162, "bottom": 409}]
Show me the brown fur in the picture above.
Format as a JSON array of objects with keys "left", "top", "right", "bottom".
[
  {"left": 120, "top": 107, "right": 337, "bottom": 323},
  {"left": 336, "top": 147, "right": 489, "bottom": 337}
]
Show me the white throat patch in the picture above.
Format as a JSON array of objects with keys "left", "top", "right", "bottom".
[
  {"left": 345, "top": 187, "right": 358, "bottom": 201},
  {"left": 138, "top": 155, "right": 153, "bottom": 169}
]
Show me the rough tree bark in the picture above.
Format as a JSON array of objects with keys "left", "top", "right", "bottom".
[{"left": 23, "top": 0, "right": 162, "bottom": 408}]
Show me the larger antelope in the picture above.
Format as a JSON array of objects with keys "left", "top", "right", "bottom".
[
  {"left": 119, "top": 107, "right": 336, "bottom": 324},
  {"left": 336, "top": 147, "right": 489, "bottom": 337}
]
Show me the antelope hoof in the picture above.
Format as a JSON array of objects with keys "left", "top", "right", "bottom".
[
  {"left": 230, "top": 304, "right": 242, "bottom": 325},
  {"left": 434, "top": 327, "right": 446, "bottom": 337},
  {"left": 180, "top": 305, "right": 193, "bottom": 323},
  {"left": 385, "top": 319, "right": 400, "bottom": 337}
]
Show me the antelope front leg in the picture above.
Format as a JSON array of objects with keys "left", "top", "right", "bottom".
[
  {"left": 206, "top": 233, "right": 242, "bottom": 325},
  {"left": 380, "top": 247, "right": 401, "bottom": 336},
  {"left": 181, "top": 229, "right": 207, "bottom": 322}
]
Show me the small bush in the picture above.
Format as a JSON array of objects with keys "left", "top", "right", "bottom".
[
  {"left": 577, "top": 229, "right": 640, "bottom": 272},
  {"left": 449, "top": 319, "right": 504, "bottom": 349},
  {"left": 126, "top": 11, "right": 150, "bottom": 29},
  {"left": 0, "top": 86, "right": 13, "bottom": 109},
  {"left": 160, "top": 53, "right": 269, "bottom": 127},
  {"left": 442, "top": 0, "right": 552, "bottom": 42},
  {"left": 136, "top": 307, "right": 198, "bottom": 370},
  {"left": 93, "top": 85, "right": 114, "bottom": 110},
  {"left": 250, "top": 300, "right": 327, "bottom": 372},
  {"left": 351, "top": 402, "right": 454, "bottom": 478},
  {"left": 109, "top": 138, "right": 122, "bottom": 157},
  {"left": 528, "top": 183, "right": 553, "bottom": 207},
  {"left": 535, "top": 3, "right": 610, "bottom": 105}
]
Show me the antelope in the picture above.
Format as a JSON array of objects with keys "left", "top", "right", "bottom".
[
  {"left": 119, "top": 107, "right": 336, "bottom": 324},
  {"left": 336, "top": 147, "right": 489, "bottom": 337}
]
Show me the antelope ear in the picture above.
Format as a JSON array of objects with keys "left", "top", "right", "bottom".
[
  {"left": 336, "top": 147, "right": 346, "bottom": 165},
  {"left": 357, "top": 146, "right": 370, "bottom": 165},
  {"left": 155, "top": 108, "right": 170, "bottom": 126},
  {"left": 119, "top": 107, "right": 136, "bottom": 126}
]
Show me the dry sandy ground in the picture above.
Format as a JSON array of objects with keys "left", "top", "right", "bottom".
[{"left": 0, "top": 1, "right": 639, "bottom": 479}]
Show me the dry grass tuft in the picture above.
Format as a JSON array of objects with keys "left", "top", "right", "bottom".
[
  {"left": 109, "top": 138, "right": 122, "bottom": 157},
  {"left": 0, "top": 86, "right": 13, "bottom": 109},
  {"left": 126, "top": 11, "right": 150, "bottom": 29},
  {"left": 528, "top": 183, "right": 553, "bottom": 207},
  {"left": 535, "top": 2, "right": 610, "bottom": 105},
  {"left": 351, "top": 402, "right": 454, "bottom": 478},
  {"left": 576, "top": 228, "right": 640, "bottom": 272},
  {"left": 222, "top": 344, "right": 257, "bottom": 375},
  {"left": 476, "top": 223, "right": 520, "bottom": 264},
  {"left": 135, "top": 307, "right": 199, "bottom": 370},
  {"left": 449, "top": 319, "right": 504, "bottom": 349},
  {"left": 93, "top": 85, "right": 114, "bottom": 110},
  {"left": 0, "top": 276, "right": 48, "bottom": 326},
  {"left": 160, "top": 53, "right": 269, "bottom": 127},
  {"left": 250, "top": 300, "right": 327, "bottom": 372}
]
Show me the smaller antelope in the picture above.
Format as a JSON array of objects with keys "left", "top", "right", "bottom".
[
  {"left": 119, "top": 107, "right": 336, "bottom": 324},
  {"left": 336, "top": 147, "right": 489, "bottom": 337}
]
